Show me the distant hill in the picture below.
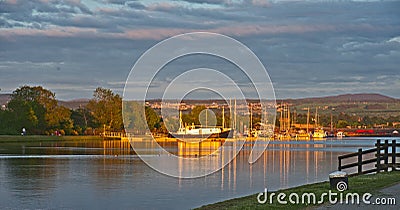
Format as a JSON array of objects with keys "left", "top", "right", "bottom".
[
  {"left": 0, "top": 94, "right": 11, "bottom": 106},
  {"left": 166, "top": 93, "right": 398, "bottom": 104},
  {"left": 58, "top": 99, "right": 90, "bottom": 110},
  {"left": 1, "top": 93, "right": 398, "bottom": 109},
  {"left": 284, "top": 93, "right": 398, "bottom": 104},
  {"left": 0, "top": 94, "right": 89, "bottom": 110}
]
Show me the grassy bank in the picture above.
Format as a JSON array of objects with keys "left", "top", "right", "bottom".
[
  {"left": 197, "top": 171, "right": 400, "bottom": 210},
  {"left": 0, "top": 135, "right": 102, "bottom": 143}
]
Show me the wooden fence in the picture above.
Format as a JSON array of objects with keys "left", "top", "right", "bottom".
[
  {"left": 338, "top": 139, "right": 399, "bottom": 176},
  {"left": 103, "top": 131, "right": 127, "bottom": 139}
]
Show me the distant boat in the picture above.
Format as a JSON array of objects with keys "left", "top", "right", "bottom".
[
  {"left": 168, "top": 110, "right": 233, "bottom": 139},
  {"left": 295, "top": 129, "right": 310, "bottom": 140},
  {"left": 313, "top": 128, "right": 327, "bottom": 139},
  {"left": 312, "top": 107, "right": 326, "bottom": 140},
  {"left": 393, "top": 130, "right": 399, "bottom": 137},
  {"left": 337, "top": 131, "right": 345, "bottom": 138},
  {"left": 168, "top": 124, "right": 232, "bottom": 139}
]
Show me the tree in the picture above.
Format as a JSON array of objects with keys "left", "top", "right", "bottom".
[
  {"left": 8, "top": 86, "right": 53, "bottom": 134},
  {"left": 5, "top": 85, "right": 71, "bottom": 134},
  {"left": 71, "top": 107, "right": 95, "bottom": 135},
  {"left": 337, "top": 120, "right": 349, "bottom": 128},
  {"left": 123, "top": 101, "right": 146, "bottom": 134},
  {"left": 46, "top": 105, "right": 73, "bottom": 134},
  {"left": 182, "top": 105, "right": 206, "bottom": 125},
  {"left": 145, "top": 106, "right": 161, "bottom": 131},
  {"left": 86, "top": 87, "right": 123, "bottom": 131},
  {"left": 0, "top": 108, "right": 17, "bottom": 134}
]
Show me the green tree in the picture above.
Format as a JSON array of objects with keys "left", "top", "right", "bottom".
[
  {"left": 0, "top": 109, "right": 17, "bottom": 134},
  {"left": 145, "top": 106, "right": 160, "bottom": 131},
  {"left": 182, "top": 105, "right": 206, "bottom": 125},
  {"left": 337, "top": 120, "right": 349, "bottom": 128},
  {"left": 123, "top": 101, "right": 146, "bottom": 134},
  {"left": 71, "top": 107, "right": 95, "bottom": 135},
  {"left": 46, "top": 105, "right": 73, "bottom": 134},
  {"left": 5, "top": 85, "right": 71, "bottom": 134},
  {"left": 87, "top": 87, "right": 123, "bottom": 131}
]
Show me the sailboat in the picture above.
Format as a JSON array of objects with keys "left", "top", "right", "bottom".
[
  {"left": 312, "top": 107, "right": 327, "bottom": 140},
  {"left": 295, "top": 107, "right": 311, "bottom": 140}
]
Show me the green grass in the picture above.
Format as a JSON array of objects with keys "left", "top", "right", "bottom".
[
  {"left": 0, "top": 135, "right": 102, "bottom": 143},
  {"left": 196, "top": 171, "right": 400, "bottom": 210}
]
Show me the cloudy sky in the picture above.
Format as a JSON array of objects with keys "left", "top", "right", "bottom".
[{"left": 0, "top": 0, "right": 399, "bottom": 100}]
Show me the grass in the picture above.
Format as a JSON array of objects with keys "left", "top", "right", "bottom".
[
  {"left": 0, "top": 135, "right": 102, "bottom": 143},
  {"left": 196, "top": 171, "right": 400, "bottom": 210}
]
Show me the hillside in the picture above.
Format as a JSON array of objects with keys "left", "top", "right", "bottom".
[
  {"left": 1, "top": 93, "right": 398, "bottom": 109},
  {"left": 58, "top": 99, "right": 90, "bottom": 110},
  {"left": 284, "top": 93, "right": 398, "bottom": 104}
]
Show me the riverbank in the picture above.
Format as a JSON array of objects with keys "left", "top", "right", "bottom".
[
  {"left": 0, "top": 135, "right": 102, "bottom": 143},
  {"left": 196, "top": 171, "right": 400, "bottom": 209}
]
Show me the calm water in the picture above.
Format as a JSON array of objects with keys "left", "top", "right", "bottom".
[{"left": 0, "top": 137, "right": 396, "bottom": 209}]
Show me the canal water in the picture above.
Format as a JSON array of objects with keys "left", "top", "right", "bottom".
[{"left": 0, "top": 137, "right": 396, "bottom": 209}]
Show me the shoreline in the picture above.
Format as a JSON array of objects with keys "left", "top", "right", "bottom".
[
  {"left": 196, "top": 171, "right": 400, "bottom": 210},
  {"left": 0, "top": 135, "right": 103, "bottom": 143}
]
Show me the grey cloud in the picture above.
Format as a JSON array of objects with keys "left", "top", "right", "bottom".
[
  {"left": 0, "top": 0, "right": 93, "bottom": 29},
  {"left": 177, "top": 0, "right": 228, "bottom": 5},
  {"left": 126, "top": 1, "right": 146, "bottom": 9},
  {"left": 105, "top": 0, "right": 130, "bottom": 5},
  {"left": 1, "top": 0, "right": 399, "bottom": 99}
]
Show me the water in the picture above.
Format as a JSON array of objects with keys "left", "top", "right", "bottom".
[{"left": 0, "top": 137, "right": 396, "bottom": 209}]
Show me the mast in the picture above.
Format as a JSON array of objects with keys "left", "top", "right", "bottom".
[
  {"left": 234, "top": 98, "right": 237, "bottom": 131},
  {"left": 280, "top": 104, "right": 283, "bottom": 132},
  {"left": 306, "top": 107, "right": 310, "bottom": 133},
  {"left": 179, "top": 110, "right": 183, "bottom": 128},
  {"left": 205, "top": 108, "right": 208, "bottom": 127},
  {"left": 250, "top": 103, "right": 253, "bottom": 132},
  {"left": 287, "top": 104, "right": 291, "bottom": 131},
  {"left": 222, "top": 106, "right": 225, "bottom": 129},
  {"left": 293, "top": 108, "right": 296, "bottom": 128},
  {"left": 330, "top": 112, "right": 333, "bottom": 133},
  {"left": 315, "top": 107, "right": 318, "bottom": 128},
  {"left": 229, "top": 98, "right": 232, "bottom": 130}
]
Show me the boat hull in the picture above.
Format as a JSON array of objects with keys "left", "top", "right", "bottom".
[{"left": 168, "top": 129, "right": 233, "bottom": 139}]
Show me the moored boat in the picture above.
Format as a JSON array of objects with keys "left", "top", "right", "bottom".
[
  {"left": 337, "top": 131, "right": 345, "bottom": 138},
  {"left": 168, "top": 110, "right": 233, "bottom": 139},
  {"left": 313, "top": 128, "right": 327, "bottom": 140},
  {"left": 168, "top": 124, "right": 233, "bottom": 139}
]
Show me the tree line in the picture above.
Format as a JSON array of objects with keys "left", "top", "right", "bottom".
[
  {"left": 0, "top": 85, "right": 219, "bottom": 136},
  {"left": 0, "top": 86, "right": 128, "bottom": 135},
  {"left": 3, "top": 85, "right": 396, "bottom": 135}
]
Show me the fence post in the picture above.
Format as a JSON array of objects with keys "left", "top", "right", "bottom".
[
  {"left": 376, "top": 140, "right": 381, "bottom": 173},
  {"left": 338, "top": 157, "right": 342, "bottom": 171},
  {"left": 392, "top": 140, "right": 396, "bottom": 171},
  {"left": 384, "top": 140, "right": 389, "bottom": 172},
  {"left": 358, "top": 148, "right": 362, "bottom": 175}
]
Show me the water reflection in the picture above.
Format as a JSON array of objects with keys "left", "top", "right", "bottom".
[
  {"left": 177, "top": 141, "right": 223, "bottom": 158},
  {"left": 0, "top": 137, "right": 385, "bottom": 209}
]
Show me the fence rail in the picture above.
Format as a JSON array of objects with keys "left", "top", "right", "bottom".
[
  {"left": 338, "top": 139, "right": 399, "bottom": 176},
  {"left": 103, "top": 131, "right": 127, "bottom": 139}
]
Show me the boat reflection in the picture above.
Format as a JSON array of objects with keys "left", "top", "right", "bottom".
[{"left": 177, "top": 141, "right": 223, "bottom": 158}]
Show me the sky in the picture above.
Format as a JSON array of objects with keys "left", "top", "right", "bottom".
[{"left": 0, "top": 0, "right": 399, "bottom": 100}]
